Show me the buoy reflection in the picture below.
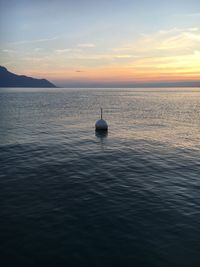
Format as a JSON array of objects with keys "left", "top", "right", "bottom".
[
  {"left": 95, "top": 130, "right": 108, "bottom": 151},
  {"left": 95, "top": 130, "right": 108, "bottom": 139}
]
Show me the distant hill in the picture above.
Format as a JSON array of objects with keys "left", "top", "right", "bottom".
[{"left": 0, "top": 66, "right": 56, "bottom": 88}]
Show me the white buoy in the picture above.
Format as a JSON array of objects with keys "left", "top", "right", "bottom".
[{"left": 95, "top": 108, "right": 108, "bottom": 131}]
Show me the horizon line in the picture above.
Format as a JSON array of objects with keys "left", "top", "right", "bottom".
[{"left": 53, "top": 81, "right": 200, "bottom": 88}]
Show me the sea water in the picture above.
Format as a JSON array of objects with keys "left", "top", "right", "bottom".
[{"left": 0, "top": 88, "right": 200, "bottom": 266}]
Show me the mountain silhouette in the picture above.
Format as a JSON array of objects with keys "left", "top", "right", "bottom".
[{"left": 0, "top": 66, "right": 56, "bottom": 87}]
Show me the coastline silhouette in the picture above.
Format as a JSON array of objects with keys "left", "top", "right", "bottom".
[{"left": 0, "top": 66, "right": 56, "bottom": 88}]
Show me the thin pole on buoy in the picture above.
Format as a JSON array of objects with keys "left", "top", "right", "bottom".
[{"left": 95, "top": 107, "right": 108, "bottom": 131}]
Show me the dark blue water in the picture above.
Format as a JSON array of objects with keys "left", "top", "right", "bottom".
[{"left": 0, "top": 88, "right": 200, "bottom": 267}]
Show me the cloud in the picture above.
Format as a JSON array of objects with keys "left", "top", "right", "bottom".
[
  {"left": 10, "top": 36, "right": 59, "bottom": 45},
  {"left": 55, "top": 44, "right": 95, "bottom": 54},
  {"left": 50, "top": 28, "right": 200, "bottom": 79},
  {"left": 4, "top": 27, "right": 199, "bottom": 83},
  {"left": 55, "top": 48, "right": 81, "bottom": 53},
  {"left": 77, "top": 43, "right": 95, "bottom": 48},
  {"left": 34, "top": 48, "right": 43, "bottom": 52},
  {"left": 94, "top": 27, "right": 200, "bottom": 81},
  {"left": 22, "top": 56, "right": 47, "bottom": 62},
  {"left": 1, "top": 49, "right": 16, "bottom": 53},
  {"left": 113, "top": 27, "right": 200, "bottom": 55},
  {"left": 55, "top": 48, "right": 72, "bottom": 53},
  {"left": 114, "top": 54, "right": 138, "bottom": 59}
]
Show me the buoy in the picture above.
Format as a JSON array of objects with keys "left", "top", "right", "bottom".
[{"left": 95, "top": 108, "right": 108, "bottom": 131}]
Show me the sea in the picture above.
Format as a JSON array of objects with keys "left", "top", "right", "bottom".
[{"left": 0, "top": 87, "right": 200, "bottom": 267}]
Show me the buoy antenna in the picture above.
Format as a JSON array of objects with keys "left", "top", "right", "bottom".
[{"left": 95, "top": 107, "right": 108, "bottom": 131}]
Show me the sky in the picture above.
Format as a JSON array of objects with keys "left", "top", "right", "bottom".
[{"left": 0, "top": 0, "right": 200, "bottom": 87}]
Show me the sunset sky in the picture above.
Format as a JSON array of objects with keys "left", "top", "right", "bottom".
[{"left": 0, "top": 0, "right": 200, "bottom": 86}]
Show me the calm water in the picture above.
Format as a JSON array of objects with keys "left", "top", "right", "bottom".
[{"left": 0, "top": 88, "right": 200, "bottom": 267}]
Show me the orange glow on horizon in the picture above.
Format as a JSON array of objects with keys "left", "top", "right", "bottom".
[
  {"left": 22, "top": 65, "right": 200, "bottom": 84},
  {"left": 8, "top": 27, "right": 200, "bottom": 85}
]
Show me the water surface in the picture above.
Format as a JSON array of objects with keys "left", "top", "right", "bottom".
[{"left": 0, "top": 88, "right": 200, "bottom": 266}]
